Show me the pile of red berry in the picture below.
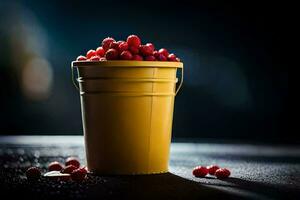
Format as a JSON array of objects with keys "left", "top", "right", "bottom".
[
  {"left": 192, "top": 165, "right": 231, "bottom": 179},
  {"left": 76, "top": 35, "right": 181, "bottom": 62},
  {"left": 26, "top": 157, "right": 87, "bottom": 182}
]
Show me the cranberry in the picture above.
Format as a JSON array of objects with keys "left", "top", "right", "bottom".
[
  {"left": 44, "top": 171, "right": 71, "bottom": 181},
  {"left": 86, "top": 50, "right": 96, "bottom": 59},
  {"left": 71, "top": 167, "right": 88, "bottom": 182},
  {"left": 61, "top": 165, "right": 77, "bottom": 174},
  {"left": 215, "top": 168, "right": 231, "bottom": 179},
  {"left": 120, "top": 50, "right": 133, "bottom": 60},
  {"left": 175, "top": 57, "right": 181, "bottom": 62},
  {"left": 132, "top": 54, "right": 143, "bottom": 61},
  {"left": 153, "top": 51, "right": 160, "bottom": 59},
  {"left": 109, "top": 41, "right": 120, "bottom": 50},
  {"left": 102, "top": 37, "right": 115, "bottom": 50},
  {"left": 127, "top": 35, "right": 141, "bottom": 47},
  {"left": 167, "top": 53, "right": 177, "bottom": 61},
  {"left": 192, "top": 166, "right": 208, "bottom": 177},
  {"left": 48, "top": 161, "right": 63, "bottom": 171},
  {"left": 105, "top": 49, "right": 119, "bottom": 60},
  {"left": 90, "top": 55, "right": 101, "bottom": 61},
  {"left": 158, "top": 54, "right": 167, "bottom": 61},
  {"left": 26, "top": 167, "right": 41, "bottom": 180},
  {"left": 146, "top": 43, "right": 155, "bottom": 51},
  {"left": 139, "top": 45, "right": 153, "bottom": 56},
  {"left": 96, "top": 47, "right": 105, "bottom": 57},
  {"left": 65, "top": 157, "right": 80, "bottom": 168},
  {"left": 158, "top": 48, "right": 169, "bottom": 57},
  {"left": 145, "top": 55, "right": 156, "bottom": 61},
  {"left": 207, "top": 165, "right": 220, "bottom": 175},
  {"left": 83, "top": 166, "right": 88, "bottom": 171},
  {"left": 129, "top": 46, "right": 139, "bottom": 55},
  {"left": 118, "top": 42, "right": 129, "bottom": 52},
  {"left": 76, "top": 55, "right": 87, "bottom": 61},
  {"left": 99, "top": 57, "right": 107, "bottom": 61}
]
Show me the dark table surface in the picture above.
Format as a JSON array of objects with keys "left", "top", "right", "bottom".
[{"left": 0, "top": 136, "right": 299, "bottom": 200}]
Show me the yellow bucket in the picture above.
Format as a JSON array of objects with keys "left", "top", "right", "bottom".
[{"left": 71, "top": 61, "right": 183, "bottom": 174}]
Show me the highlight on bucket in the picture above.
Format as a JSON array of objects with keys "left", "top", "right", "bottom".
[{"left": 71, "top": 35, "right": 183, "bottom": 175}]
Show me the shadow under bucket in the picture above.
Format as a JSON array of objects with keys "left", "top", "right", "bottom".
[{"left": 71, "top": 61, "right": 183, "bottom": 175}]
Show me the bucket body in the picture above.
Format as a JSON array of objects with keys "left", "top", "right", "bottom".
[{"left": 72, "top": 61, "right": 183, "bottom": 174}]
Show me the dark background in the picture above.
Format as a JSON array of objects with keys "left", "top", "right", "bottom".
[{"left": 0, "top": 1, "right": 289, "bottom": 142}]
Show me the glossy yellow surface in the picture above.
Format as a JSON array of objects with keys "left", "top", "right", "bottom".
[{"left": 72, "top": 61, "right": 183, "bottom": 174}]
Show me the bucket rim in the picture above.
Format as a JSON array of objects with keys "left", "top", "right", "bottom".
[{"left": 72, "top": 60, "right": 183, "bottom": 68}]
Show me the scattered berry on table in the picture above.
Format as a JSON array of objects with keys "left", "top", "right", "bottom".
[
  {"left": 48, "top": 161, "right": 63, "bottom": 171},
  {"left": 215, "top": 168, "right": 231, "bottom": 179},
  {"left": 26, "top": 167, "right": 41, "bottom": 180},
  {"left": 192, "top": 166, "right": 208, "bottom": 177},
  {"left": 61, "top": 165, "right": 78, "bottom": 174},
  {"left": 65, "top": 157, "right": 80, "bottom": 168},
  {"left": 71, "top": 167, "right": 88, "bottom": 182},
  {"left": 207, "top": 165, "right": 220, "bottom": 175}
]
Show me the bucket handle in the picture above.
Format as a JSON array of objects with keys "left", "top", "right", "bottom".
[
  {"left": 175, "top": 66, "right": 184, "bottom": 96},
  {"left": 71, "top": 66, "right": 80, "bottom": 90},
  {"left": 71, "top": 64, "right": 184, "bottom": 95}
]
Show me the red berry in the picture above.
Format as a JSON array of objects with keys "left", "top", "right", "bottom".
[
  {"left": 192, "top": 166, "right": 208, "bottom": 177},
  {"left": 175, "top": 57, "right": 181, "bottom": 62},
  {"left": 76, "top": 55, "right": 87, "bottom": 61},
  {"left": 153, "top": 51, "right": 160, "bottom": 58},
  {"left": 71, "top": 167, "right": 87, "bottom": 182},
  {"left": 26, "top": 167, "right": 41, "bottom": 180},
  {"left": 215, "top": 168, "right": 231, "bottom": 179},
  {"left": 139, "top": 45, "right": 153, "bottom": 56},
  {"left": 146, "top": 43, "right": 155, "bottom": 51},
  {"left": 127, "top": 35, "right": 141, "bottom": 47},
  {"left": 90, "top": 55, "right": 101, "bottom": 61},
  {"left": 109, "top": 41, "right": 120, "bottom": 50},
  {"left": 145, "top": 55, "right": 156, "bottom": 61},
  {"left": 96, "top": 47, "right": 105, "bottom": 57},
  {"left": 158, "top": 48, "right": 169, "bottom": 57},
  {"left": 132, "top": 54, "right": 143, "bottom": 61},
  {"left": 105, "top": 49, "right": 119, "bottom": 60},
  {"left": 102, "top": 37, "right": 115, "bottom": 50},
  {"left": 168, "top": 53, "right": 177, "bottom": 61},
  {"left": 48, "top": 161, "right": 63, "bottom": 171},
  {"left": 99, "top": 57, "right": 107, "bottom": 61},
  {"left": 120, "top": 50, "right": 133, "bottom": 60},
  {"left": 158, "top": 54, "right": 167, "bottom": 61},
  {"left": 83, "top": 166, "right": 88, "bottom": 172},
  {"left": 86, "top": 50, "right": 96, "bottom": 59},
  {"left": 207, "top": 165, "right": 220, "bottom": 175},
  {"left": 61, "top": 165, "right": 77, "bottom": 174},
  {"left": 118, "top": 42, "right": 129, "bottom": 52},
  {"left": 65, "top": 157, "right": 80, "bottom": 168},
  {"left": 129, "top": 46, "right": 139, "bottom": 55}
]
